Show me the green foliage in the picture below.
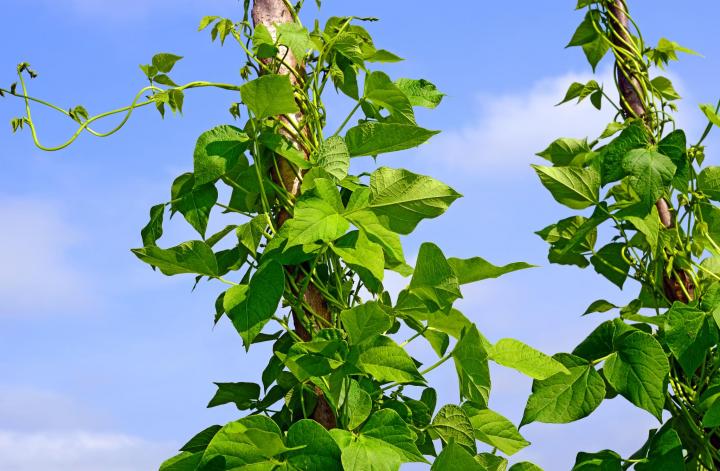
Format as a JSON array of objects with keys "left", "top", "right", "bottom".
[{"left": 531, "top": 0, "right": 720, "bottom": 467}]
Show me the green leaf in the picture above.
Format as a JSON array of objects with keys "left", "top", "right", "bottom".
[
  {"left": 361, "top": 409, "right": 426, "bottom": 462},
  {"left": 582, "top": 36, "right": 610, "bottom": 72},
  {"left": 286, "top": 419, "right": 342, "bottom": 470},
  {"left": 590, "top": 243, "right": 630, "bottom": 289},
  {"left": 599, "top": 121, "right": 650, "bottom": 185},
  {"left": 316, "top": 135, "right": 350, "bottom": 182},
  {"left": 346, "top": 205, "right": 408, "bottom": 272},
  {"left": 275, "top": 22, "right": 315, "bottom": 59},
  {"left": 240, "top": 74, "right": 300, "bottom": 120},
  {"left": 159, "top": 452, "right": 203, "bottom": 471},
  {"left": 567, "top": 11, "right": 599, "bottom": 47},
  {"left": 152, "top": 53, "right": 183, "bottom": 73},
  {"left": 490, "top": 338, "right": 569, "bottom": 380},
  {"left": 453, "top": 326, "right": 491, "bottom": 406},
  {"left": 395, "top": 78, "right": 445, "bottom": 109},
  {"left": 200, "top": 415, "right": 286, "bottom": 468},
  {"left": 332, "top": 230, "right": 385, "bottom": 287},
  {"left": 557, "top": 81, "right": 601, "bottom": 108},
  {"left": 508, "top": 463, "right": 543, "bottom": 471},
  {"left": 432, "top": 405, "right": 476, "bottom": 453},
  {"left": 663, "top": 303, "right": 717, "bottom": 376},
  {"left": 410, "top": 242, "right": 462, "bottom": 310},
  {"left": 132, "top": 241, "right": 218, "bottom": 276},
  {"left": 224, "top": 262, "right": 284, "bottom": 348},
  {"left": 207, "top": 382, "right": 260, "bottom": 410},
  {"left": 364, "top": 71, "right": 415, "bottom": 124},
  {"left": 650, "top": 76, "right": 681, "bottom": 100},
  {"left": 582, "top": 299, "right": 618, "bottom": 316},
  {"left": 340, "top": 301, "right": 393, "bottom": 345},
  {"left": 463, "top": 404, "right": 529, "bottom": 455},
  {"left": 237, "top": 215, "right": 266, "bottom": 255},
  {"left": 572, "top": 320, "right": 618, "bottom": 362},
  {"left": 475, "top": 453, "right": 509, "bottom": 471},
  {"left": 698, "top": 166, "right": 720, "bottom": 200},
  {"left": 703, "top": 398, "right": 720, "bottom": 427},
  {"left": 622, "top": 148, "right": 676, "bottom": 207},
  {"left": 431, "top": 442, "right": 485, "bottom": 471},
  {"left": 536, "top": 214, "right": 601, "bottom": 268},
  {"left": 180, "top": 425, "right": 222, "bottom": 453},
  {"left": 532, "top": 165, "right": 600, "bottom": 209},
  {"left": 362, "top": 167, "right": 461, "bottom": 234},
  {"left": 170, "top": 173, "right": 218, "bottom": 237},
  {"left": 634, "top": 426, "right": 683, "bottom": 471},
  {"left": 285, "top": 197, "right": 349, "bottom": 247},
  {"left": 572, "top": 450, "right": 622, "bottom": 471},
  {"left": 193, "top": 125, "right": 250, "bottom": 186},
  {"left": 154, "top": 74, "right": 178, "bottom": 87},
  {"left": 700, "top": 103, "right": 720, "bottom": 128},
  {"left": 345, "top": 122, "right": 439, "bottom": 157},
  {"left": 259, "top": 132, "right": 310, "bottom": 169},
  {"left": 141, "top": 203, "right": 165, "bottom": 246},
  {"left": 521, "top": 353, "right": 605, "bottom": 426},
  {"left": 357, "top": 335, "right": 424, "bottom": 383},
  {"left": 617, "top": 203, "right": 660, "bottom": 251},
  {"left": 346, "top": 379, "right": 373, "bottom": 430},
  {"left": 604, "top": 329, "right": 669, "bottom": 420},
  {"left": 536, "top": 138, "right": 592, "bottom": 166},
  {"left": 448, "top": 256, "right": 533, "bottom": 284},
  {"left": 366, "top": 49, "right": 404, "bottom": 63}
]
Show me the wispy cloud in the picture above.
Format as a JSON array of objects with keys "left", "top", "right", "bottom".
[
  {"left": 0, "top": 386, "right": 175, "bottom": 471},
  {"left": 0, "top": 197, "right": 97, "bottom": 316},
  {"left": 0, "top": 430, "right": 173, "bottom": 471},
  {"left": 424, "top": 71, "right": 615, "bottom": 175}
]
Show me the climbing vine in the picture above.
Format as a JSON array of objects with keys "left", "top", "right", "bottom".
[
  {"left": 1, "top": 1, "right": 559, "bottom": 470},
  {"left": 529, "top": 0, "right": 720, "bottom": 469}
]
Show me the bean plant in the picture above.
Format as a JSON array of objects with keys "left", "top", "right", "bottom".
[
  {"left": 529, "top": 0, "right": 720, "bottom": 469},
  {"left": 0, "top": 1, "right": 562, "bottom": 470}
]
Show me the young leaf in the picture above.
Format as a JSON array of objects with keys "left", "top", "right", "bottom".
[
  {"left": 363, "top": 167, "right": 461, "bottom": 234},
  {"left": 285, "top": 197, "right": 349, "bottom": 247},
  {"left": 432, "top": 405, "right": 477, "bottom": 453},
  {"left": 571, "top": 450, "right": 622, "bottom": 471},
  {"left": 521, "top": 353, "right": 605, "bottom": 426},
  {"left": 410, "top": 242, "right": 462, "bottom": 310},
  {"left": 634, "top": 426, "right": 683, "bottom": 471},
  {"left": 345, "top": 122, "right": 439, "bottom": 157},
  {"left": 356, "top": 335, "right": 424, "bottom": 384},
  {"left": 286, "top": 420, "right": 342, "bottom": 470},
  {"left": 132, "top": 241, "right": 218, "bottom": 277},
  {"left": 395, "top": 78, "right": 445, "bottom": 109},
  {"left": 622, "top": 148, "right": 676, "bottom": 207},
  {"left": 453, "top": 325, "right": 491, "bottom": 406},
  {"left": 589, "top": 243, "right": 630, "bottom": 289},
  {"left": 532, "top": 165, "right": 600, "bottom": 210},
  {"left": 431, "top": 442, "right": 485, "bottom": 471},
  {"left": 463, "top": 404, "right": 529, "bottom": 455},
  {"left": 490, "top": 339, "right": 569, "bottom": 380},
  {"left": 698, "top": 166, "right": 720, "bottom": 200},
  {"left": 340, "top": 301, "right": 393, "bottom": 345},
  {"left": 170, "top": 173, "right": 218, "bottom": 237},
  {"left": 364, "top": 71, "right": 415, "bottom": 124},
  {"left": 193, "top": 125, "right": 250, "bottom": 186},
  {"left": 276, "top": 22, "right": 315, "bottom": 59},
  {"left": 448, "top": 256, "right": 534, "bottom": 284},
  {"left": 536, "top": 138, "right": 592, "bottom": 166},
  {"left": 179, "top": 425, "right": 222, "bottom": 453},
  {"left": 663, "top": 303, "right": 717, "bottom": 376},
  {"left": 207, "top": 382, "right": 260, "bottom": 410},
  {"left": 604, "top": 330, "right": 669, "bottom": 420},
  {"left": 223, "top": 262, "right": 285, "bottom": 349},
  {"left": 316, "top": 135, "right": 350, "bottom": 182},
  {"left": 650, "top": 76, "right": 681, "bottom": 101},
  {"left": 240, "top": 74, "right": 300, "bottom": 120},
  {"left": 152, "top": 53, "right": 183, "bottom": 73},
  {"left": 140, "top": 203, "right": 165, "bottom": 246},
  {"left": 345, "top": 380, "right": 373, "bottom": 429}
]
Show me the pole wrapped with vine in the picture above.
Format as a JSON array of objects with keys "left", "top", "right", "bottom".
[
  {"left": 531, "top": 0, "right": 720, "bottom": 468},
  {"left": 1, "top": 1, "right": 565, "bottom": 470}
]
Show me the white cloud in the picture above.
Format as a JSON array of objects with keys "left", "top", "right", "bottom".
[
  {"left": 0, "top": 430, "right": 173, "bottom": 471},
  {"left": 425, "top": 70, "right": 616, "bottom": 175},
  {"left": 0, "top": 197, "right": 97, "bottom": 315},
  {"left": 0, "top": 387, "right": 175, "bottom": 471}
]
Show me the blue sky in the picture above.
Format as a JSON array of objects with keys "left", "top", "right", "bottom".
[{"left": 1, "top": 1, "right": 720, "bottom": 469}]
